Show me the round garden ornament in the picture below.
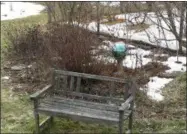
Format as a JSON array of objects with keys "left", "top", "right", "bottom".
[
  {"left": 112, "top": 42, "right": 127, "bottom": 75},
  {"left": 112, "top": 42, "right": 127, "bottom": 61}
]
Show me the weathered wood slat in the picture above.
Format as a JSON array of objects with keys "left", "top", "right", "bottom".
[
  {"left": 70, "top": 76, "right": 75, "bottom": 91},
  {"left": 76, "top": 77, "right": 81, "bottom": 92},
  {"left": 63, "top": 76, "right": 68, "bottom": 90},
  {"left": 53, "top": 90, "right": 124, "bottom": 104},
  {"left": 38, "top": 107, "right": 118, "bottom": 124},
  {"left": 119, "top": 96, "right": 134, "bottom": 111},
  {"left": 38, "top": 104, "right": 131, "bottom": 124},
  {"left": 30, "top": 84, "right": 52, "bottom": 100},
  {"left": 56, "top": 76, "right": 60, "bottom": 90},
  {"left": 40, "top": 98, "right": 131, "bottom": 117},
  {"left": 41, "top": 96, "right": 119, "bottom": 112},
  {"left": 55, "top": 70, "right": 127, "bottom": 83},
  {"left": 110, "top": 81, "right": 115, "bottom": 98},
  {"left": 39, "top": 102, "right": 119, "bottom": 118}
]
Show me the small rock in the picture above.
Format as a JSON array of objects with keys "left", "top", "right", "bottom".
[
  {"left": 150, "top": 112, "right": 156, "bottom": 116},
  {"left": 27, "top": 64, "right": 32, "bottom": 68},
  {"left": 11, "top": 65, "right": 26, "bottom": 71},
  {"left": 1, "top": 76, "right": 10, "bottom": 80},
  {"left": 14, "top": 84, "right": 23, "bottom": 91}
]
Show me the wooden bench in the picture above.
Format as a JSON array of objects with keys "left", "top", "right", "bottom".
[{"left": 30, "top": 70, "right": 137, "bottom": 134}]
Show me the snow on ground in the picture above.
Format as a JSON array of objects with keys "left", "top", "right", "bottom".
[
  {"left": 87, "top": 12, "right": 186, "bottom": 53},
  {"left": 95, "top": 41, "right": 153, "bottom": 68},
  {"left": 130, "top": 24, "right": 187, "bottom": 53},
  {"left": 124, "top": 46, "right": 152, "bottom": 69},
  {"left": 163, "top": 56, "right": 186, "bottom": 73},
  {"left": 141, "top": 76, "right": 173, "bottom": 101},
  {"left": 100, "top": 2, "right": 120, "bottom": 7},
  {"left": 1, "top": 2, "right": 45, "bottom": 21}
]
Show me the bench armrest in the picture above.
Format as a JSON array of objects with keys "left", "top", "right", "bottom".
[
  {"left": 30, "top": 84, "right": 52, "bottom": 100},
  {"left": 119, "top": 95, "right": 134, "bottom": 111}
]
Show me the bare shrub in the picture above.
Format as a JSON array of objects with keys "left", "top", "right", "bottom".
[
  {"left": 39, "top": 24, "right": 102, "bottom": 74},
  {"left": 4, "top": 24, "right": 44, "bottom": 62},
  {"left": 6, "top": 23, "right": 117, "bottom": 78}
]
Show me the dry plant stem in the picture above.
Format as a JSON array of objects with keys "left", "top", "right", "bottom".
[{"left": 117, "top": 59, "right": 124, "bottom": 74}]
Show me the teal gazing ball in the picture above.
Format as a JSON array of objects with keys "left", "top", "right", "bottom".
[
  {"left": 113, "top": 42, "right": 127, "bottom": 52},
  {"left": 112, "top": 42, "right": 127, "bottom": 60}
]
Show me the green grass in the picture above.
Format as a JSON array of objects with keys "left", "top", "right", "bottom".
[
  {"left": 162, "top": 72, "right": 186, "bottom": 105},
  {"left": 1, "top": 88, "right": 34, "bottom": 133},
  {"left": 1, "top": 86, "right": 48, "bottom": 133}
]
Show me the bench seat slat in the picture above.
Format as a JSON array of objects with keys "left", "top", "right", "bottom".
[
  {"left": 53, "top": 90, "right": 124, "bottom": 104},
  {"left": 38, "top": 98, "right": 131, "bottom": 124},
  {"left": 39, "top": 102, "right": 120, "bottom": 118},
  {"left": 41, "top": 96, "right": 120, "bottom": 112}
]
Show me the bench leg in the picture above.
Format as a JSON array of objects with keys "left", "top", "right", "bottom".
[
  {"left": 39, "top": 116, "right": 54, "bottom": 133},
  {"left": 128, "top": 112, "right": 133, "bottom": 134},
  {"left": 119, "top": 110, "right": 124, "bottom": 134},
  {"left": 34, "top": 111, "right": 40, "bottom": 134},
  {"left": 48, "top": 116, "right": 54, "bottom": 133},
  {"left": 50, "top": 116, "right": 54, "bottom": 124}
]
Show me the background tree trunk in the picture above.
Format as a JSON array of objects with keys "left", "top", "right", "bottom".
[
  {"left": 96, "top": 2, "right": 100, "bottom": 35},
  {"left": 120, "top": 2, "right": 125, "bottom": 13}
]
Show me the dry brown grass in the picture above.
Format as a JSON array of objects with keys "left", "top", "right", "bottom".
[
  {"left": 101, "top": 18, "right": 126, "bottom": 25},
  {"left": 127, "top": 23, "right": 150, "bottom": 32}
]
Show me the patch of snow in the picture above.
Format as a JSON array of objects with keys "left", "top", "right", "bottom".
[
  {"left": 86, "top": 12, "right": 186, "bottom": 53},
  {"left": 1, "top": 2, "right": 45, "bottom": 21},
  {"left": 123, "top": 55, "right": 151, "bottom": 69},
  {"left": 127, "top": 48, "right": 152, "bottom": 55},
  {"left": 123, "top": 47, "right": 152, "bottom": 69},
  {"left": 11, "top": 64, "right": 26, "bottom": 71},
  {"left": 100, "top": 40, "right": 114, "bottom": 50},
  {"left": 163, "top": 56, "right": 186, "bottom": 73},
  {"left": 130, "top": 24, "right": 187, "bottom": 53},
  {"left": 98, "top": 45, "right": 111, "bottom": 51},
  {"left": 141, "top": 76, "right": 173, "bottom": 101},
  {"left": 100, "top": 2, "right": 120, "bottom": 7},
  {"left": 95, "top": 55, "right": 115, "bottom": 64}
]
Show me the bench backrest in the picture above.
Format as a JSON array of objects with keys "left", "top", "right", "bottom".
[{"left": 51, "top": 69, "right": 136, "bottom": 104}]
